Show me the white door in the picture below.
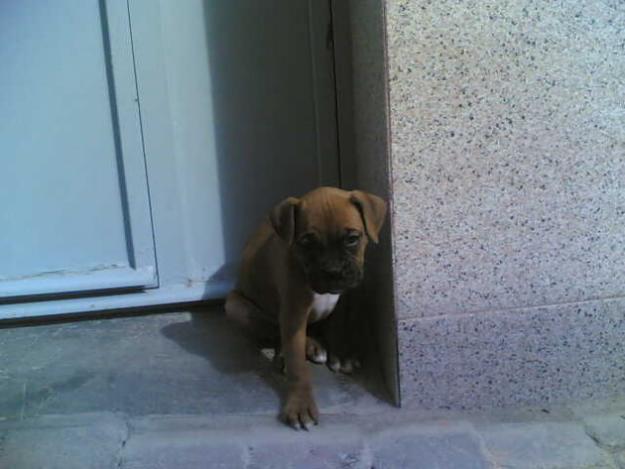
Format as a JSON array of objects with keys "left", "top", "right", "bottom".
[
  {"left": 0, "top": 0, "right": 157, "bottom": 304},
  {"left": 0, "top": 0, "right": 339, "bottom": 318}
]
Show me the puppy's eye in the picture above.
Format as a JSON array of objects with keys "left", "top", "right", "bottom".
[
  {"left": 297, "top": 233, "right": 317, "bottom": 247},
  {"left": 344, "top": 233, "right": 361, "bottom": 247}
]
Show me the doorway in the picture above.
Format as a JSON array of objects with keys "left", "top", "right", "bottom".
[{"left": 0, "top": 0, "right": 340, "bottom": 318}]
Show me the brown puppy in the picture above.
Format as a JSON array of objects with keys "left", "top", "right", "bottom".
[{"left": 225, "top": 187, "right": 386, "bottom": 429}]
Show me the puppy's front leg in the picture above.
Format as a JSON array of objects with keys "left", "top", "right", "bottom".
[{"left": 279, "top": 301, "right": 318, "bottom": 430}]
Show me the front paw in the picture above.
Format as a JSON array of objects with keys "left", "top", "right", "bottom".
[{"left": 280, "top": 385, "right": 319, "bottom": 430}]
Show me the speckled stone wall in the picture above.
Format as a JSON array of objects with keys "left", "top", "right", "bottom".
[
  {"left": 387, "top": 0, "right": 625, "bottom": 320},
  {"left": 375, "top": 0, "right": 625, "bottom": 407}
]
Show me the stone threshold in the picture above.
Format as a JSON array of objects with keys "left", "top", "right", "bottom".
[{"left": 2, "top": 401, "right": 624, "bottom": 469}]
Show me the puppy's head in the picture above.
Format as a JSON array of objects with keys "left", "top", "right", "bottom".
[{"left": 270, "top": 187, "right": 387, "bottom": 294}]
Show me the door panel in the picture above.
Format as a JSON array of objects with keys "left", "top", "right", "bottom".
[{"left": 0, "top": 0, "right": 156, "bottom": 300}]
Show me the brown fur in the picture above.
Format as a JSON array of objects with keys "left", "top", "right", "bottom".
[{"left": 225, "top": 187, "right": 386, "bottom": 429}]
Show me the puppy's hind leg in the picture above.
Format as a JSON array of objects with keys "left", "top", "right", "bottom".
[
  {"left": 304, "top": 322, "right": 328, "bottom": 365},
  {"left": 225, "top": 290, "right": 279, "bottom": 348},
  {"left": 305, "top": 336, "right": 328, "bottom": 364}
]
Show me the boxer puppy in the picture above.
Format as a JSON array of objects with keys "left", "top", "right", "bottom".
[{"left": 225, "top": 187, "right": 386, "bottom": 429}]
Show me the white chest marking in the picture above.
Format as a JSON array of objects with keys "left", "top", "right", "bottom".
[{"left": 308, "top": 293, "right": 340, "bottom": 323}]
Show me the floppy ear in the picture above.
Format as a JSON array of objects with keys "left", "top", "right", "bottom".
[
  {"left": 350, "top": 190, "right": 387, "bottom": 244},
  {"left": 269, "top": 197, "right": 300, "bottom": 244}
]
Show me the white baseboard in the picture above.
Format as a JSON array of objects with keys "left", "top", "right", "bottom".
[{"left": 0, "top": 280, "right": 233, "bottom": 321}]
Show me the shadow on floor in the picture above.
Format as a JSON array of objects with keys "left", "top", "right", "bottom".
[
  {"left": 0, "top": 305, "right": 389, "bottom": 421},
  {"left": 161, "top": 304, "right": 392, "bottom": 414},
  {"left": 160, "top": 306, "right": 286, "bottom": 413}
]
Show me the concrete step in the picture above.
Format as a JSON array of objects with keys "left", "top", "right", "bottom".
[
  {"left": 2, "top": 309, "right": 624, "bottom": 468},
  {"left": 2, "top": 405, "right": 625, "bottom": 469}
]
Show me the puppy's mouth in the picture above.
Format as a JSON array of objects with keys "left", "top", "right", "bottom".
[
  {"left": 313, "top": 287, "right": 344, "bottom": 295},
  {"left": 302, "top": 260, "right": 363, "bottom": 295},
  {"left": 309, "top": 275, "right": 362, "bottom": 295}
]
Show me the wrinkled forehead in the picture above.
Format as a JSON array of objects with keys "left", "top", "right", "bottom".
[{"left": 296, "top": 194, "right": 364, "bottom": 237}]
